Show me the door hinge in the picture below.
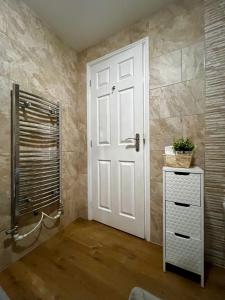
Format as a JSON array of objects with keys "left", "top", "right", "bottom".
[
  {"left": 143, "top": 137, "right": 146, "bottom": 145},
  {"left": 90, "top": 140, "right": 92, "bottom": 147},
  {"left": 89, "top": 80, "right": 91, "bottom": 87}
]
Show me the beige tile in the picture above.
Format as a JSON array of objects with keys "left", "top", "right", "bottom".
[
  {"left": 0, "top": 230, "right": 12, "bottom": 271},
  {"left": 0, "top": 0, "right": 82, "bottom": 270},
  {"left": 62, "top": 151, "right": 80, "bottom": 225},
  {"left": 152, "top": 79, "right": 205, "bottom": 119},
  {"left": 150, "top": 212, "right": 163, "bottom": 245},
  {"left": 182, "top": 114, "right": 205, "bottom": 167},
  {"left": 76, "top": 173, "right": 88, "bottom": 219},
  {"left": 158, "top": 85, "right": 180, "bottom": 119},
  {"left": 0, "top": 153, "right": 10, "bottom": 232},
  {"left": 62, "top": 105, "right": 80, "bottom": 152},
  {"left": 150, "top": 181, "right": 163, "bottom": 245},
  {"left": 0, "top": 35, "right": 10, "bottom": 77},
  {"left": 0, "top": 22, "right": 7, "bottom": 37},
  {"left": 150, "top": 181, "right": 163, "bottom": 212},
  {"left": 179, "top": 79, "right": 205, "bottom": 116},
  {"left": 182, "top": 41, "right": 205, "bottom": 81},
  {"left": 150, "top": 117, "right": 182, "bottom": 150},
  {"left": 129, "top": 19, "right": 149, "bottom": 43},
  {"left": 150, "top": 50, "right": 182, "bottom": 89},
  {"left": 149, "top": 0, "right": 204, "bottom": 58},
  {"left": 150, "top": 88, "right": 160, "bottom": 120},
  {"left": 0, "top": 0, "right": 8, "bottom": 34},
  {"left": 0, "top": 112, "right": 10, "bottom": 153},
  {"left": 0, "top": 76, "right": 11, "bottom": 114},
  {"left": 150, "top": 150, "right": 164, "bottom": 182}
]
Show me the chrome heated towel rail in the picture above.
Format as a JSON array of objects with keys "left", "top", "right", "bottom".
[{"left": 7, "top": 84, "right": 63, "bottom": 239}]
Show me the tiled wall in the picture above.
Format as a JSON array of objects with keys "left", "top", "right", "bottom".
[
  {"left": 77, "top": 0, "right": 205, "bottom": 245},
  {"left": 0, "top": 0, "right": 85, "bottom": 271},
  {"left": 204, "top": 0, "right": 225, "bottom": 267},
  {"left": 1, "top": 0, "right": 216, "bottom": 272}
]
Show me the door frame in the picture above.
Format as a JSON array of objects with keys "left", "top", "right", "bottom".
[{"left": 86, "top": 37, "right": 150, "bottom": 241}]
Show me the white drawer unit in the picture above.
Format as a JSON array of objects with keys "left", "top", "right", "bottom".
[
  {"left": 165, "top": 171, "right": 201, "bottom": 206},
  {"left": 163, "top": 166, "right": 204, "bottom": 287},
  {"left": 166, "top": 201, "right": 201, "bottom": 239}
]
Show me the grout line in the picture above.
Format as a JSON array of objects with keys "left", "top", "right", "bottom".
[
  {"left": 150, "top": 113, "right": 205, "bottom": 122},
  {"left": 181, "top": 47, "right": 183, "bottom": 82},
  {"left": 149, "top": 76, "right": 205, "bottom": 91}
]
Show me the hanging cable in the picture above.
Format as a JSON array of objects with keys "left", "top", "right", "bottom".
[{"left": 13, "top": 210, "right": 62, "bottom": 241}]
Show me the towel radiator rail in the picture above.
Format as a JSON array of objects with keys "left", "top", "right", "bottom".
[{"left": 6, "top": 84, "right": 63, "bottom": 240}]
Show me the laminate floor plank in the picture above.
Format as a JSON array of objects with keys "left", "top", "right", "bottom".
[{"left": 0, "top": 219, "right": 224, "bottom": 300}]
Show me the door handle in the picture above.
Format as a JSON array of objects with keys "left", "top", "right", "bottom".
[{"left": 126, "top": 133, "right": 140, "bottom": 152}]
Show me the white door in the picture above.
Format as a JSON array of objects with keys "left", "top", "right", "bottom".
[{"left": 89, "top": 41, "right": 147, "bottom": 238}]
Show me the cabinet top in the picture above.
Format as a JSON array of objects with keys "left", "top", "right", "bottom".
[{"left": 163, "top": 166, "right": 204, "bottom": 174}]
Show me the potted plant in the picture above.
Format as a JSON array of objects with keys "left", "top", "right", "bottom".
[
  {"left": 164, "top": 137, "right": 195, "bottom": 168},
  {"left": 173, "top": 137, "right": 195, "bottom": 155}
]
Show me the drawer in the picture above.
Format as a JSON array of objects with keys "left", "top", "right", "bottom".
[
  {"left": 165, "top": 171, "right": 201, "bottom": 206},
  {"left": 165, "top": 231, "right": 202, "bottom": 274},
  {"left": 166, "top": 201, "right": 201, "bottom": 239}
]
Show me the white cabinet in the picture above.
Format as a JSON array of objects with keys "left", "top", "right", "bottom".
[{"left": 163, "top": 166, "right": 204, "bottom": 287}]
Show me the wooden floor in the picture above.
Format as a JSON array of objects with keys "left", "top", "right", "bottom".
[{"left": 0, "top": 219, "right": 224, "bottom": 300}]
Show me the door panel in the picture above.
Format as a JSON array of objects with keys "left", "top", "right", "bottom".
[
  {"left": 98, "top": 160, "right": 111, "bottom": 212},
  {"left": 118, "top": 57, "right": 134, "bottom": 80},
  {"left": 118, "top": 87, "right": 134, "bottom": 144},
  {"left": 97, "top": 67, "right": 110, "bottom": 89},
  {"left": 91, "top": 42, "right": 145, "bottom": 238},
  {"left": 97, "top": 94, "right": 111, "bottom": 145},
  {"left": 119, "top": 161, "right": 135, "bottom": 218}
]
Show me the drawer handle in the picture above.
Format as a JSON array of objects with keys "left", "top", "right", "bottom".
[
  {"left": 174, "top": 202, "right": 190, "bottom": 207},
  {"left": 174, "top": 172, "right": 190, "bottom": 176},
  {"left": 175, "top": 233, "right": 190, "bottom": 239}
]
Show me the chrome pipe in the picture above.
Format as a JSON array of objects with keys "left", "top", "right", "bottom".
[
  {"left": 19, "top": 172, "right": 60, "bottom": 182},
  {"left": 19, "top": 187, "right": 59, "bottom": 200},
  {"left": 19, "top": 175, "right": 59, "bottom": 184},
  {"left": 19, "top": 183, "right": 59, "bottom": 195},
  {"left": 20, "top": 90, "right": 58, "bottom": 108},
  {"left": 19, "top": 120, "right": 58, "bottom": 130},
  {"left": 19, "top": 109, "right": 56, "bottom": 120},
  {"left": 19, "top": 125, "right": 58, "bottom": 134},
  {"left": 8, "top": 83, "right": 63, "bottom": 233},
  {"left": 19, "top": 95, "right": 59, "bottom": 111},
  {"left": 19, "top": 178, "right": 59, "bottom": 189},
  {"left": 19, "top": 104, "right": 58, "bottom": 116},
  {"left": 19, "top": 193, "right": 60, "bottom": 207},
  {"left": 18, "top": 199, "right": 60, "bottom": 216},
  {"left": 19, "top": 166, "right": 59, "bottom": 173},
  {"left": 19, "top": 160, "right": 59, "bottom": 166},
  {"left": 19, "top": 195, "right": 60, "bottom": 211}
]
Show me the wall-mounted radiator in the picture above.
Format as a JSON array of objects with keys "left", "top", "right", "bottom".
[{"left": 6, "top": 84, "right": 63, "bottom": 240}]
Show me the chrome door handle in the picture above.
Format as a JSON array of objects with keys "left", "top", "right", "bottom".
[{"left": 126, "top": 133, "right": 140, "bottom": 152}]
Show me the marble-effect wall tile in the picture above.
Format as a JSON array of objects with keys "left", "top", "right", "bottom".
[
  {"left": 149, "top": 0, "right": 204, "bottom": 58},
  {"left": 0, "top": 112, "right": 10, "bottom": 153},
  {"left": 150, "top": 117, "right": 182, "bottom": 151},
  {"left": 151, "top": 79, "right": 205, "bottom": 119},
  {"left": 0, "top": 0, "right": 205, "bottom": 264},
  {"left": 150, "top": 50, "right": 182, "bottom": 89},
  {"left": 182, "top": 41, "right": 205, "bottom": 81},
  {"left": 182, "top": 114, "right": 205, "bottom": 168},
  {"left": 0, "top": 0, "right": 82, "bottom": 271},
  {"left": 150, "top": 150, "right": 164, "bottom": 182},
  {"left": 150, "top": 181, "right": 163, "bottom": 245},
  {"left": 0, "top": 154, "right": 10, "bottom": 232}
]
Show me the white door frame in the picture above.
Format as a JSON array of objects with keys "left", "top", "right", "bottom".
[{"left": 86, "top": 37, "right": 150, "bottom": 241}]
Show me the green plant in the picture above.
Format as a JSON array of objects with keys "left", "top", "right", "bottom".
[{"left": 173, "top": 137, "right": 195, "bottom": 153}]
